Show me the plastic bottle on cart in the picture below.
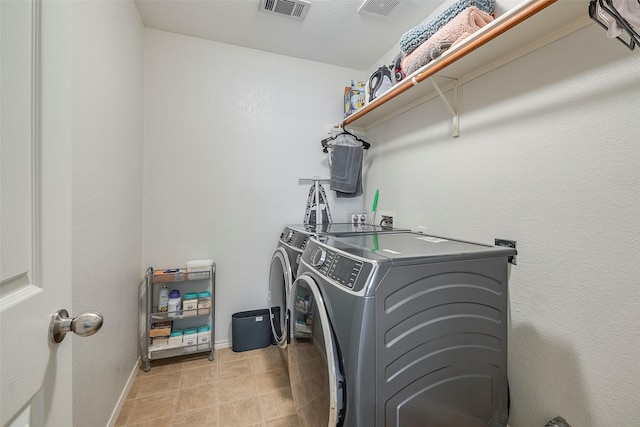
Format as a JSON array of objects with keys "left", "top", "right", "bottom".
[
  {"left": 158, "top": 285, "right": 169, "bottom": 314},
  {"left": 167, "top": 289, "right": 181, "bottom": 318}
]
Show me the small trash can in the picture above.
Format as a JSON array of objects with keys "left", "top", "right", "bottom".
[{"left": 231, "top": 309, "right": 272, "bottom": 352}]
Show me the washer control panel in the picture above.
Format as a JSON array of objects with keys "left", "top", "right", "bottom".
[
  {"left": 311, "top": 248, "right": 327, "bottom": 267},
  {"left": 327, "top": 253, "right": 364, "bottom": 289},
  {"left": 280, "top": 228, "right": 309, "bottom": 251},
  {"left": 304, "top": 241, "right": 372, "bottom": 290}
]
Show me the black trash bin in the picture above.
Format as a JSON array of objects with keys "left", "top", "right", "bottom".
[{"left": 231, "top": 309, "right": 272, "bottom": 352}]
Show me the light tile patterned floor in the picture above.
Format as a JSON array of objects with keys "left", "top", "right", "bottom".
[{"left": 116, "top": 346, "right": 300, "bottom": 427}]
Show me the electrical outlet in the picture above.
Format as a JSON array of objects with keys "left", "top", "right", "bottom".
[
  {"left": 350, "top": 211, "right": 369, "bottom": 224},
  {"left": 377, "top": 210, "right": 396, "bottom": 228}
]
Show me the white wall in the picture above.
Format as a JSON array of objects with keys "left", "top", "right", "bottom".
[
  {"left": 143, "top": 29, "right": 364, "bottom": 345},
  {"left": 363, "top": 24, "right": 640, "bottom": 426},
  {"left": 71, "top": 1, "right": 144, "bottom": 426}
]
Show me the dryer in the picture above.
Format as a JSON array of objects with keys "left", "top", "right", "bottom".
[
  {"left": 268, "top": 225, "right": 312, "bottom": 351},
  {"left": 268, "top": 223, "right": 409, "bottom": 359},
  {"left": 288, "top": 232, "right": 516, "bottom": 427}
]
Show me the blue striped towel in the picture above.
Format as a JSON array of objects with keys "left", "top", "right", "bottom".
[{"left": 399, "top": 0, "right": 495, "bottom": 55}]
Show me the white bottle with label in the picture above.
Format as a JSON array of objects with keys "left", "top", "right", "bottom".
[{"left": 158, "top": 285, "right": 169, "bottom": 314}]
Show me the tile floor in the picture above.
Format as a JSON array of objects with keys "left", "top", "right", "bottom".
[{"left": 116, "top": 346, "right": 300, "bottom": 427}]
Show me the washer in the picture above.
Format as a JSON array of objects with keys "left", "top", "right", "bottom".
[
  {"left": 288, "top": 232, "right": 516, "bottom": 426},
  {"left": 268, "top": 223, "right": 409, "bottom": 361}
]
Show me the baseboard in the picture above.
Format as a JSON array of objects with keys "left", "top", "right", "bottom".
[
  {"left": 106, "top": 358, "right": 140, "bottom": 427},
  {"left": 214, "top": 339, "right": 231, "bottom": 349}
]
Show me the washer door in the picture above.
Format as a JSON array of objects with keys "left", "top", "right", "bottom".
[
  {"left": 269, "top": 247, "right": 292, "bottom": 348},
  {"left": 289, "top": 274, "right": 344, "bottom": 426}
]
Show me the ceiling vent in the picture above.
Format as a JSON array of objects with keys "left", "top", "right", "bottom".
[
  {"left": 357, "top": 0, "right": 401, "bottom": 16},
  {"left": 260, "top": 0, "right": 311, "bottom": 20}
]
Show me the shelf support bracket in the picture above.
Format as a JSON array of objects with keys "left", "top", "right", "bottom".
[{"left": 428, "top": 76, "right": 459, "bottom": 138}]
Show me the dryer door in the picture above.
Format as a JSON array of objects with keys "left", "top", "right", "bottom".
[
  {"left": 289, "top": 274, "right": 344, "bottom": 427},
  {"left": 269, "top": 247, "right": 292, "bottom": 348}
]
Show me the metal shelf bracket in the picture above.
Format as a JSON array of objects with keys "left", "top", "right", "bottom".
[{"left": 429, "top": 76, "right": 459, "bottom": 137}]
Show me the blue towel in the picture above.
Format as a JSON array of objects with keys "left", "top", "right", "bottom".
[
  {"left": 399, "top": 0, "right": 494, "bottom": 55},
  {"left": 330, "top": 145, "right": 363, "bottom": 198}
]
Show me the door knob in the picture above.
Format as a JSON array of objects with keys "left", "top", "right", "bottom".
[{"left": 49, "top": 309, "right": 104, "bottom": 344}]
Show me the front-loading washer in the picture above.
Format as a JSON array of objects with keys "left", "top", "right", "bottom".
[
  {"left": 268, "top": 225, "right": 313, "bottom": 353},
  {"left": 268, "top": 223, "right": 410, "bottom": 364},
  {"left": 288, "top": 232, "right": 516, "bottom": 426}
]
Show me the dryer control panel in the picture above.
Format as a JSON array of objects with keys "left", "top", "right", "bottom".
[
  {"left": 280, "top": 228, "right": 309, "bottom": 251},
  {"left": 304, "top": 241, "right": 373, "bottom": 291}
]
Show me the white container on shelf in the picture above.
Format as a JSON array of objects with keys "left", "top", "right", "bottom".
[
  {"left": 182, "top": 293, "right": 199, "bottom": 317},
  {"left": 183, "top": 328, "right": 198, "bottom": 352},
  {"left": 197, "top": 291, "right": 212, "bottom": 315},
  {"left": 167, "top": 330, "right": 183, "bottom": 348},
  {"left": 149, "top": 336, "right": 169, "bottom": 352},
  {"left": 152, "top": 337, "right": 168, "bottom": 346},
  {"left": 197, "top": 325, "right": 211, "bottom": 350},
  {"left": 186, "top": 259, "right": 213, "bottom": 272}
]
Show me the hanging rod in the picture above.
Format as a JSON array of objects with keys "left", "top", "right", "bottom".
[{"left": 298, "top": 177, "right": 331, "bottom": 184}]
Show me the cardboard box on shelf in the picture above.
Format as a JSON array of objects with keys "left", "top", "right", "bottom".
[
  {"left": 344, "top": 86, "right": 351, "bottom": 118},
  {"left": 344, "top": 80, "right": 366, "bottom": 118},
  {"left": 150, "top": 321, "right": 172, "bottom": 337}
]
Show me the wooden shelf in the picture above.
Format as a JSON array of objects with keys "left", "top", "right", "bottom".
[{"left": 341, "top": 0, "right": 592, "bottom": 132}]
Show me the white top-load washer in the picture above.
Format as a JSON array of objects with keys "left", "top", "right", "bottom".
[{"left": 288, "top": 232, "right": 516, "bottom": 426}]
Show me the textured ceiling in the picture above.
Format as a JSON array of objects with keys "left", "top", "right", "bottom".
[{"left": 134, "top": 0, "right": 443, "bottom": 70}]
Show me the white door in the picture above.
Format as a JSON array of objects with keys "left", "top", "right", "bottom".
[{"left": 1, "top": 1, "right": 81, "bottom": 425}]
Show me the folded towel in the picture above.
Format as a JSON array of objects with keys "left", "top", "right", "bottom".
[
  {"left": 401, "top": 41, "right": 453, "bottom": 77},
  {"left": 399, "top": 0, "right": 494, "bottom": 55},
  {"left": 330, "top": 145, "right": 363, "bottom": 198},
  {"left": 401, "top": 6, "right": 494, "bottom": 76}
]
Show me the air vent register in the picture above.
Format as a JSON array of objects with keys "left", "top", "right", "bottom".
[{"left": 259, "top": 0, "right": 311, "bottom": 20}]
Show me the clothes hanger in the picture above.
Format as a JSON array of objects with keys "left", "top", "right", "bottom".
[
  {"left": 600, "top": 0, "right": 640, "bottom": 46},
  {"left": 589, "top": 0, "right": 640, "bottom": 51},
  {"left": 320, "top": 128, "right": 371, "bottom": 153}
]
